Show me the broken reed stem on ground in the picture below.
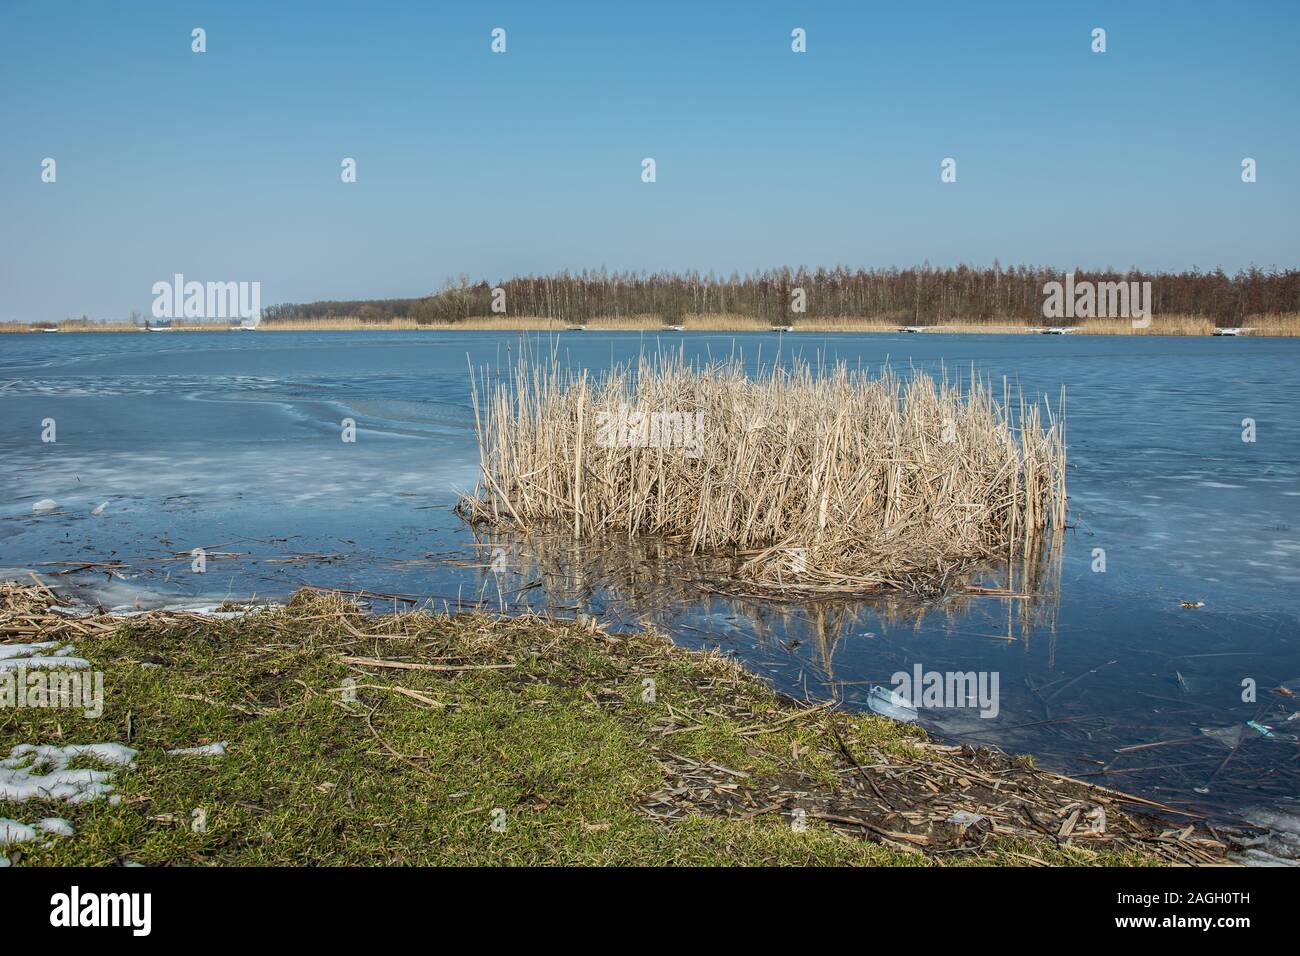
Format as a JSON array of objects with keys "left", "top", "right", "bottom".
[{"left": 457, "top": 353, "right": 1067, "bottom": 593}]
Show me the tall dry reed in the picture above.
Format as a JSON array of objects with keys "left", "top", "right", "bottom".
[
  {"left": 458, "top": 354, "right": 1067, "bottom": 593},
  {"left": 1076, "top": 314, "right": 1214, "bottom": 336},
  {"left": 1244, "top": 313, "right": 1300, "bottom": 336}
]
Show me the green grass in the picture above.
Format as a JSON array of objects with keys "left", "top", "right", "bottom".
[{"left": 2, "top": 591, "right": 1176, "bottom": 866}]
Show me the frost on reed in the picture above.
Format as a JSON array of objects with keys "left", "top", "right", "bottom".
[{"left": 457, "top": 355, "right": 1067, "bottom": 593}]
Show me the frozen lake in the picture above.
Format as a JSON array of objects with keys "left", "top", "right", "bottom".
[{"left": 2, "top": 329, "right": 1298, "bottom": 844}]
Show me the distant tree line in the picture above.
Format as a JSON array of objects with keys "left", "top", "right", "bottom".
[{"left": 261, "top": 265, "right": 1300, "bottom": 326}]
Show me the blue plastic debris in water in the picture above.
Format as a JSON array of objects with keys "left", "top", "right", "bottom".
[
  {"left": 867, "top": 684, "right": 919, "bottom": 723},
  {"left": 1247, "top": 720, "right": 1276, "bottom": 738}
]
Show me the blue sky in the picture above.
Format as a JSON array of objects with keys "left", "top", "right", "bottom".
[{"left": 1, "top": 0, "right": 1296, "bottom": 322}]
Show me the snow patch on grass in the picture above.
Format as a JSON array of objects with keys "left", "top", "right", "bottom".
[
  {"left": 0, "top": 642, "right": 66, "bottom": 659},
  {"left": 0, "top": 819, "right": 36, "bottom": 846},
  {"left": 0, "top": 816, "right": 76, "bottom": 846},
  {"left": 38, "top": 817, "right": 75, "bottom": 837},
  {"left": 0, "top": 641, "right": 89, "bottom": 672},
  {"left": 0, "top": 743, "right": 137, "bottom": 804},
  {"left": 167, "top": 741, "right": 228, "bottom": 757}
]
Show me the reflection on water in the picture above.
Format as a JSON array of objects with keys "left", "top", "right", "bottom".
[{"left": 463, "top": 524, "right": 1062, "bottom": 654}]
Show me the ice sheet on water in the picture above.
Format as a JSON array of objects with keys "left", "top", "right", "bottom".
[
  {"left": 867, "top": 685, "right": 919, "bottom": 722},
  {"left": 1234, "top": 849, "right": 1298, "bottom": 866},
  {"left": 2, "top": 449, "right": 477, "bottom": 518},
  {"left": 1230, "top": 806, "right": 1300, "bottom": 864},
  {"left": 28, "top": 573, "right": 275, "bottom": 617}
]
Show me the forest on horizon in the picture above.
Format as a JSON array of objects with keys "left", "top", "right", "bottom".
[{"left": 261, "top": 264, "right": 1300, "bottom": 326}]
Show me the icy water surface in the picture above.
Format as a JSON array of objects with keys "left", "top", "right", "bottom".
[{"left": 2, "top": 330, "right": 1298, "bottom": 842}]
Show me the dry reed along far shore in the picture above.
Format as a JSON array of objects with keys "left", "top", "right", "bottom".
[
  {"left": 188, "top": 312, "right": 1300, "bottom": 334},
  {"left": 7, "top": 312, "right": 1300, "bottom": 334}
]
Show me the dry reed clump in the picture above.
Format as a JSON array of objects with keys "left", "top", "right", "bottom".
[
  {"left": 258, "top": 316, "right": 425, "bottom": 331},
  {"left": 675, "top": 313, "right": 773, "bottom": 331},
  {"left": 56, "top": 321, "right": 141, "bottom": 333},
  {"left": 1075, "top": 314, "right": 1214, "bottom": 336},
  {"left": 1245, "top": 312, "right": 1300, "bottom": 336},
  {"left": 584, "top": 314, "right": 673, "bottom": 329},
  {"left": 168, "top": 321, "right": 237, "bottom": 332},
  {"left": 457, "top": 355, "right": 1067, "bottom": 594},
  {"left": 793, "top": 313, "right": 912, "bottom": 332}
]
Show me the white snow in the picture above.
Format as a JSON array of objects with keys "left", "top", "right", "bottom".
[
  {"left": 0, "top": 642, "right": 88, "bottom": 672},
  {"left": 0, "top": 819, "right": 37, "bottom": 846},
  {"left": 167, "top": 742, "right": 228, "bottom": 757},
  {"left": 0, "top": 816, "right": 77, "bottom": 848},
  {"left": 0, "top": 656, "right": 90, "bottom": 672},
  {"left": 38, "top": 817, "right": 75, "bottom": 837},
  {"left": 108, "top": 605, "right": 250, "bottom": 619},
  {"left": 0, "top": 642, "right": 63, "bottom": 659},
  {"left": 0, "top": 743, "right": 137, "bottom": 804}
]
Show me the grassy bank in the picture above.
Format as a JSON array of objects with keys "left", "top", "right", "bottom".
[{"left": 0, "top": 583, "right": 1225, "bottom": 866}]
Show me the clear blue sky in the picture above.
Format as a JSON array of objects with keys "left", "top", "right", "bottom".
[{"left": 1, "top": 0, "right": 1296, "bottom": 322}]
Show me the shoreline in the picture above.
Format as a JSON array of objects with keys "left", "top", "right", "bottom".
[
  {"left": 6, "top": 318, "right": 1298, "bottom": 337},
  {"left": 1, "top": 581, "right": 1236, "bottom": 866}
]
